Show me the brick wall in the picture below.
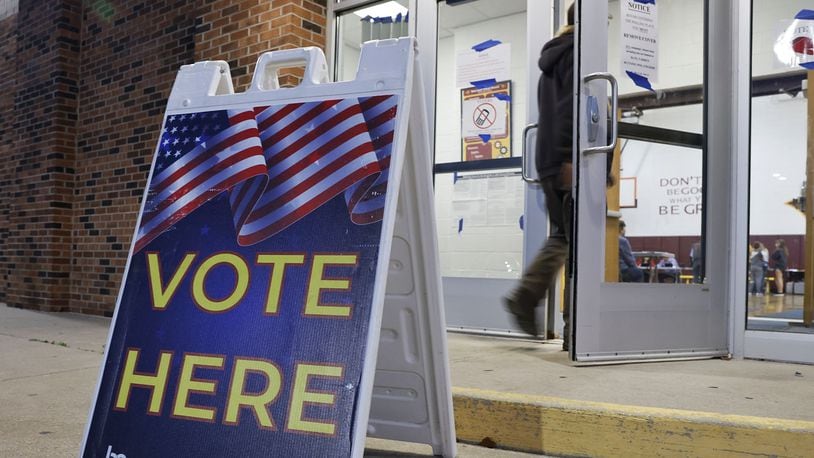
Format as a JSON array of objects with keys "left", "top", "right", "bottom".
[
  {"left": 0, "top": 1, "right": 82, "bottom": 312},
  {"left": 0, "top": 0, "right": 327, "bottom": 315},
  {"left": 195, "top": 0, "right": 326, "bottom": 90},
  {"left": 71, "top": 0, "right": 199, "bottom": 315},
  {"left": 0, "top": 14, "right": 16, "bottom": 306}
]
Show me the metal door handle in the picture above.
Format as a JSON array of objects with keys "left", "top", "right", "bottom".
[
  {"left": 582, "top": 72, "right": 618, "bottom": 156},
  {"left": 521, "top": 123, "right": 539, "bottom": 183}
]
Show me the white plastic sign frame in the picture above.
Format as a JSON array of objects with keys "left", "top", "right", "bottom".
[{"left": 80, "top": 38, "right": 455, "bottom": 458}]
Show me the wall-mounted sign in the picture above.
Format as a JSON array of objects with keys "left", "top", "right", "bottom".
[
  {"left": 460, "top": 81, "right": 511, "bottom": 161},
  {"left": 455, "top": 42, "right": 511, "bottom": 89},
  {"left": 621, "top": 0, "right": 659, "bottom": 90}
]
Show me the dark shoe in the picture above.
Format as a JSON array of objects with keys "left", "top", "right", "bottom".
[{"left": 502, "top": 296, "right": 538, "bottom": 337}]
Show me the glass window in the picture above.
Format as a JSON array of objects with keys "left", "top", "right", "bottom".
[
  {"left": 433, "top": 0, "right": 527, "bottom": 279},
  {"left": 747, "top": 0, "right": 811, "bottom": 333},
  {"left": 608, "top": 0, "right": 706, "bottom": 285},
  {"left": 334, "top": 0, "right": 410, "bottom": 82}
]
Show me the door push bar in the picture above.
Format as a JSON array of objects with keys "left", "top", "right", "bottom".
[
  {"left": 583, "top": 72, "right": 619, "bottom": 156},
  {"left": 521, "top": 123, "right": 539, "bottom": 183}
]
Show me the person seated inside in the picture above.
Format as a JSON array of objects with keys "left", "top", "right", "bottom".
[
  {"left": 618, "top": 220, "right": 645, "bottom": 282},
  {"left": 656, "top": 254, "right": 680, "bottom": 283}
]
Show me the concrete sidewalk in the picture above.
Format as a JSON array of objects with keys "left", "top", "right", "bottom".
[
  {"left": 2, "top": 304, "right": 813, "bottom": 457},
  {"left": 0, "top": 305, "right": 537, "bottom": 457}
]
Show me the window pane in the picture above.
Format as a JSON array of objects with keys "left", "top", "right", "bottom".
[
  {"left": 747, "top": 0, "right": 810, "bottom": 333},
  {"left": 334, "top": 0, "right": 410, "bottom": 82}
]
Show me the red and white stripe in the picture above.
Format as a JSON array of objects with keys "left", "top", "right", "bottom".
[{"left": 135, "top": 110, "right": 266, "bottom": 252}]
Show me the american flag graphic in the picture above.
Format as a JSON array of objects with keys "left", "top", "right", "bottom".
[{"left": 134, "top": 96, "right": 398, "bottom": 253}]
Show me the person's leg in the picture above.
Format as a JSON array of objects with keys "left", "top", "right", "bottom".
[
  {"left": 774, "top": 269, "right": 784, "bottom": 295},
  {"left": 505, "top": 179, "right": 568, "bottom": 336},
  {"left": 560, "top": 189, "right": 572, "bottom": 350},
  {"left": 755, "top": 268, "right": 765, "bottom": 295}
]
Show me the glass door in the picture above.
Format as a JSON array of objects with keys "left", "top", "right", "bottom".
[
  {"left": 743, "top": 0, "right": 814, "bottom": 364},
  {"left": 571, "top": 0, "right": 731, "bottom": 362}
]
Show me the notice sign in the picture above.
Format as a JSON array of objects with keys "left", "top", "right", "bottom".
[
  {"left": 456, "top": 42, "right": 511, "bottom": 89},
  {"left": 83, "top": 95, "right": 400, "bottom": 457},
  {"left": 621, "top": 0, "right": 658, "bottom": 89},
  {"left": 461, "top": 81, "right": 512, "bottom": 161}
]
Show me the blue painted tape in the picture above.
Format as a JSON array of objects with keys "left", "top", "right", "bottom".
[
  {"left": 478, "top": 134, "right": 491, "bottom": 144},
  {"left": 795, "top": 9, "right": 814, "bottom": 20},
  {"left": 458, "top": 219, "right": 464, "bottom": 234},
  {"left": 472, "top": 39, "right": 502, "bottom": 52},
  {"left": 453, "top": 171, "right": 459, "bottom": 184},
  {"left": 519, "top": 215, "right": 524, "bottom": 231},
  {"left": 470, "top": 78, "right": 497, "bottom": 89},
  {"left": 626, "top": 71, "right": 654, "bottom": 92},
  {"left": 495, "top": 93, "right": 511, "bottom": 102},
  {"left": 633, "top": 0, "right": 656, "bottom": 4},
  {"left": 801, "top": 61, "right": 814, "bottom": 70}
]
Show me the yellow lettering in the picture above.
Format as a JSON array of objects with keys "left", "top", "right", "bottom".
[
  {"left": 114, "top": 349, "right": 173, "bottom": 414},
  {"left": 256, "top": 254, "right": 305, "bottom": 314},
  {"left": 286, "top": 364, "right": 343, "bottom": 435},
  {"left": 172, "top": 354, "right": 224, "bottom": 421},
  {"left": 147, "top": 253, "right": 196, "bottom": 310},
  {"left": 304, "top": 254, "right": 357, "bottom": 317},
  {"left": 192, "top": 253, "right": 249, "bottom": 313},
  {"left": 224, "top": 359, "right": 282, "bottom": 429}
]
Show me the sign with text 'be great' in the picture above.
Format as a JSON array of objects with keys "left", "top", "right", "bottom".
[{"left": 82, "top": 42, "right": 415, "bottom": 457}]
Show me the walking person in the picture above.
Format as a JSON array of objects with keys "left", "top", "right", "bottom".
[
  {"left": 503, "top": 3, "right": 576, "bottom": 348},
  {"left": 771, "top": 239, "right": 788, "bottom": 296}
]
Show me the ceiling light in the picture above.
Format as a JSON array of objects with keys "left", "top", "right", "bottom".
[
  {"left": 772, "top": 173, "right": 781, "bottom": 177},
  {"left": 353, "top": 1, "right": 408, "bottom": 19}
]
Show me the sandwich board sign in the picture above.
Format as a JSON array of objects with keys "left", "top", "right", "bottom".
[{"left": 81, "top": 38, "right": 456, "bottom": 457}]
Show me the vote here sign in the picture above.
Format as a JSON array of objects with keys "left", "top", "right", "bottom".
[{"left": 82, "top": 94, "right": 400, "bottom": 457}]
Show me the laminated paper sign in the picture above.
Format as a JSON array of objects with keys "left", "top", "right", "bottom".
[{"left": 621, "top": 0, "right": 659, "bottom": 90}]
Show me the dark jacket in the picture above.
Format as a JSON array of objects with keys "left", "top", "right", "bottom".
[
  {"left": 535, "top": 31, "right": 574, "bottom": 179},
  {"left": 771, "top": 249, "right": 787, "bottom": 271}
]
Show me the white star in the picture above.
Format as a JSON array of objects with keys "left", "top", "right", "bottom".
[
  {"left": 180, "top": 114, "right": 187, "bottom": 120},
  {"left": 190, "top": 113, "right": 197, "bottom": 119},
  {"left": 163, "top": 150, "right": 171, "bottom": 158},
  {"left": 181, "top": 126, "right": 188, "bottom": 132},
  {"left": 183, "top": 138, "right": 190, "bottom": 144},
  {"left": 169, "top": 115, "right": 176, "bottom": 122},
  {"left": 162, "top": 139, "right": 169, "bottom": 146},
  {"left": 195, "top": 136, "right": 201, "bottom": 142},
  {"left": 174, "top": 151, "right": 181, "bottom": 158},
  {"left": 172, "top": 139, "right": 179, "bottom": 145},
  {"left": 171, "top": 127, "right": 178, "bottom": 133},
  {"left": 162, "top": 127, "right": 168, "bottom": 134}
]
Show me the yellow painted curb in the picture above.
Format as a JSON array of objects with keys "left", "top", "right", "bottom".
[{"left": 453, "top": 387, "right": 814, "bottom": 457}]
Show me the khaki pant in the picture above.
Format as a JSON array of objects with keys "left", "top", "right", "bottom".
[{"left": 510, "top": 176, "right": 572, "bottom": 340}]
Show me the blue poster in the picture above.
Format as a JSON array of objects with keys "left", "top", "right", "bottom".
[{"left": 83, "top": 94, "right": 399, "bottom": 457}]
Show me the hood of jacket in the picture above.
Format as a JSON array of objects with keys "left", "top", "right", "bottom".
[{"left": 538, "top": 32, "right": 574, "bottom": 74}]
